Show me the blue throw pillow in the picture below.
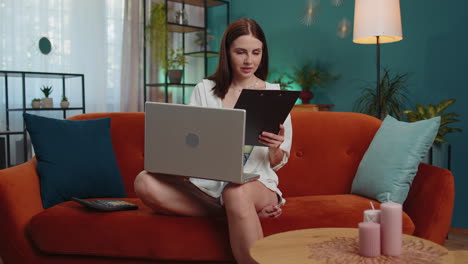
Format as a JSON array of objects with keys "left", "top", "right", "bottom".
[
  {"left": 351, "top": 115, "right": 440, "bottom": 204},
  {"left": 24, "top": 113, "right": 126, "bottom": 209}
]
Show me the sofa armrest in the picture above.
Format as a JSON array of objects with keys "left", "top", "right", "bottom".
[
  {"left": 404, "top": 163, "right": 455, "bottom": 245},
  {"left": 0, "top": 159, "right": 44, "bottom": 263}
]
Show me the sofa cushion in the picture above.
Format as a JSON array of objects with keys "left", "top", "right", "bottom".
[
  {"left": 27, "top": 198, "right": 234, "bottom": 262},
  {"left": 351, "top": 115, "right": 440, "bottom": 204},
  {"left": 27, "top": 195, "right": 414, "bottom": 261},
  {"left": 24, "top": 113, "right": 127, "bottom": 209}
]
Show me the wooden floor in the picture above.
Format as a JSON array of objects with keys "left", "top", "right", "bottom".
[
  {"left": 446, "top": 229, "right": 468, "bottom": 263},
  {"left": 1, "top": 229, "right": 467, "bottom": 263}
]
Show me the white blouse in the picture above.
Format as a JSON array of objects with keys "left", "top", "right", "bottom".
[{"left": 188, "top": 79, "right": 292, "bottom": 205}]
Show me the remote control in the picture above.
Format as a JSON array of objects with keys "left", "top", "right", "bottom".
[{"left": 72, "top": 197, "right": 138, "bottom": 212}]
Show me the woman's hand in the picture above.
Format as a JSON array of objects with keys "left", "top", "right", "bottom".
[
  {"left": 258, "top": 204, "right": 282, "bottom": 218},
  {"left": 259, "top": 124, "right": 285, "bottom": 167}
]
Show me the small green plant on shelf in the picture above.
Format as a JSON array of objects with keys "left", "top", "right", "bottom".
[
  {"left": 31, "top": 98, "right": 41, "bottom": 109},
  {"left": 194, "top": 30, "right": 215, "bottom": 51},
  {"left": 146, "top": 2, "right": 168, "bottom": 69},
  {"left": 40, "top": 85, "right": 54, "bottom": 108},
  {"left": 402, "top": 99, "right": 463, "bottom": 144},
  {"left": 60, "top": 94, "right": 70, "bottom": 109},
  {"left": 166, "top": 49, "right": 188, "bottom": 84},
  {"left": 40, "top": 85, "right": 53, "bottom": 98},
  {"left": 166, "top": 48, "right": 188, "bottom": 70}
]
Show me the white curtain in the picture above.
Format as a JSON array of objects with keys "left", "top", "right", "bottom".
[
  {"left": 120, "top": 0, "right": 144, "bottom": 112},
  {"left": 0, "top": 0, "right": 125, "bottom": 115},
  {"left": 0, "top": 0, "right": 124, "bottom": 165}
]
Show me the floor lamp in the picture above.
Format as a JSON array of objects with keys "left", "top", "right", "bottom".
[{"left": 353, "top": 0, "right": 403, "bottom": 119}]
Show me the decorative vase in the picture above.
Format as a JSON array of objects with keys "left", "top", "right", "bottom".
[
  {"left": 42, "top": 98, "right": 53, "bottom": 108},
  {"left": 31, "top": 101, "right": 41, "bottom": 109},
  {"left": 174, "top": 9, "right": 188, "bottom": 25},
  {"left": 60, "top": 100, "right": 70, "bottom": 109},
  {"left": 168, "top": 69, "right": 183, "bottom": 84},
  {"left": 299, "top": 90, "right": 314, "bottom": 104}
]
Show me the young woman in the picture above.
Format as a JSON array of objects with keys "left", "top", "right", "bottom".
[{"left": 134, "top": 18, "right": 292, "bottom": 264}]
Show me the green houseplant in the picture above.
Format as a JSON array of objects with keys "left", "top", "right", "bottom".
[
  {"left": 268, "top": 71, "right": 294, "bottom": 90},
  {"left": 146, "top": 3, "right": 168, "bottom": 70},
  {"left": 166, "top": 48, "right": 188, "bottom": 84},
  {"left": 403, "top": 98, "right": 462, "bottom": 169},
  {"left": 60, "top": 94, "right": 69, "bottom": 109},
  {"left": 290, "top": 61, "right": 340, "bottom": 104},
  {"left": 403, "top": 99, "right": 462, "bottom": 144},
  {"left": 31, "top": 98, "right": 41, "bottom": 109},
  {"left": 40, "top": 85, "right": 53, "bottom": 108},
  {"left": 194, "top": 30, "right": 215, "bottom": 51},
  {"left": 353, "top": 68, "right": 411, "bottom": 120}
]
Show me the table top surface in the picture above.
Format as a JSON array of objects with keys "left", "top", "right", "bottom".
[{"left": 250, "top": 228, "right": 454, "bottom": 264}]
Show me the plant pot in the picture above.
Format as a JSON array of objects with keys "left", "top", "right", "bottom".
[
  {"left": 31, "top": 101, "right": 41, "bottom": 109},
  {"left": 299, "top": 90, "right": 314, "bottom": 104},
  {"left": 42, "top": 98, "right": 53, "bottom": 108},
  {"left": 168, "top": 69, "right": 183, "bottom": 84},
  {"left": 60, "top": 100, "right": 70, "bottom": 109},
  {"left": 422, "top": 142, "right": 451, "bottom": 169}
]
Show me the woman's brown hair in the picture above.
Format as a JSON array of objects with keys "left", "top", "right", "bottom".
[{"left": 207, "top": 18, "right": 269, "bottom": 99}]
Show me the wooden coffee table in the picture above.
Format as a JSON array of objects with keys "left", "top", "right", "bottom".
[{"left": 250, "top": 228, "right": 454, "bottom": 264}]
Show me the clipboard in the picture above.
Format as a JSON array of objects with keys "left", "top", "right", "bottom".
[{"left": 234, "top": 89, "right": 300, "bottom": 146}]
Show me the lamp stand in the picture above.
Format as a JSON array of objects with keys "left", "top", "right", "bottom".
[{"left": 376, "top": 36, "right": 381, "bottom": 119}]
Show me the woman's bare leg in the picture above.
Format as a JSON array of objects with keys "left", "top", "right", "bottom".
[
  {"left": 134, "top": 170, "right": 223, "bottom": 216},
  {"left": 222, "top": 181, "right": 278, "bottom": 264}
]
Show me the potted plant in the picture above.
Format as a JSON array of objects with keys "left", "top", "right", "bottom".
[
  {"left": 60, "top": 95, "right": 70, "bottom": 109},
  {"left": 403, "top": 99, "right": 462, "bottom": 144},
  {"left": 146, "top": 3, "right": 168, "bottom": 70},
  {"left": 269, "top": 72, "right": 294, "bottom": 91},
  {"left": 31, "top": 98, "right": 41, "bottom": 109},
  {"left": 402, "top": 99, "right": 462, "bottom": 169},
  {"left": 194, "top": 30, "right": 215, "bottom": 51},
  {"left": 166, "top": 48, "right": 188, "bottom": 84},
  {"left": 290, "top": 61, "right": 340, "bottom": 104},
  {"left": 353, "top": 68, "right": 411, "bottom": 120},
  {"left": 40, "top": 85, "right": 53, "bottom": 108}
]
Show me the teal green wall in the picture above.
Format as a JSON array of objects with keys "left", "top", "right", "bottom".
[{"left": 230, "top": 0, "right": 468, "bottom": 229}]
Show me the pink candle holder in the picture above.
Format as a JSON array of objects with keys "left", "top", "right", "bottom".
[{"left": 358, "top": 222, "right": 381, "bottom": 257}]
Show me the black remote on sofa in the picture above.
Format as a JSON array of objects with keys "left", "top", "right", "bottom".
[{"left": 71, "top": 197, "right": 138, "bottom": 212}]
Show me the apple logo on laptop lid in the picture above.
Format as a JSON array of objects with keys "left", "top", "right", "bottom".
[{"left": 185, "top": 132, "right": 199, "bottom": 148}]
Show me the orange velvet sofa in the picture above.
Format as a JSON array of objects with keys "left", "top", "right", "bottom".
[{"left": 0, "top": 111, "right": 454, "bottom": 264}]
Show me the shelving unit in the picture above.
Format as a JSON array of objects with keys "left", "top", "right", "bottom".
[
  {"left": 0, "top": 70, "right": 85, "bottom": 168},
  {"left": 143, "top": 0, "right": 230, "bottom": 104}
]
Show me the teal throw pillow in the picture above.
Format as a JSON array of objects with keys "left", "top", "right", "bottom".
[
  {"left": 24, "top": 113, "right": 126, "bottom": 209},
  {"left": 351, "top": 115, "right": 440, "bottom": 204}
]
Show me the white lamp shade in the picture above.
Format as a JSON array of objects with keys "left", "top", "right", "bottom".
[{"left": 353, "top": 0, "right": 403, "bottom": 44}]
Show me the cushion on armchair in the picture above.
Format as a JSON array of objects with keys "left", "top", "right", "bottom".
[{"left": 24, "top": 113, "right": 126, "bottom": 209}]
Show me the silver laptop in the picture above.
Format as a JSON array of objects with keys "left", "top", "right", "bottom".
[{"left": 144, "top": 102, "right": 260, "bottom": 184}]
